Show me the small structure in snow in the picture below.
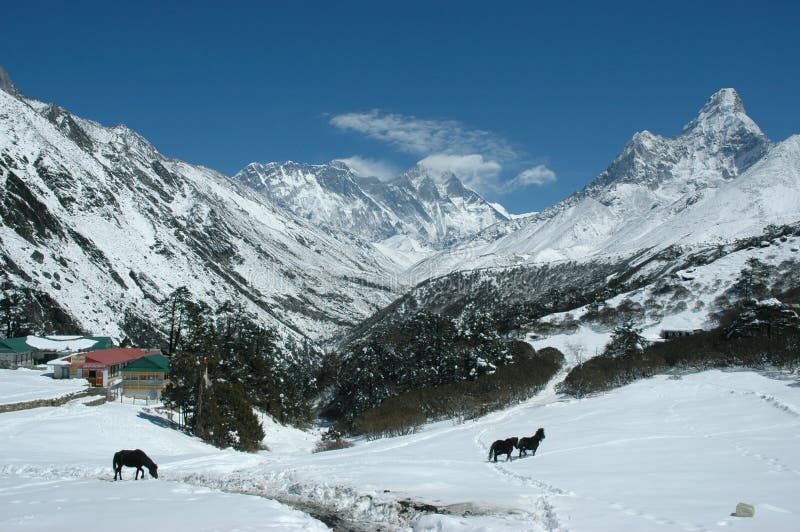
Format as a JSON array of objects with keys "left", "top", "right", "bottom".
[
  {"left": 660, "top": 329, "right": 703, "bottom": 339},
  {"left": 46, "top": 356, "right": 72, "bottom": 379}
]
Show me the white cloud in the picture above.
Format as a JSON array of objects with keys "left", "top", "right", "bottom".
[
  {"left": 334, "top": 156, "right": 399, "bottom": 181},
  {"left": 330, "top": 109, "right": 555, "bottom": 196},
  {"left": 504, "top": 165, "right": 557, "bottom": 191},
  {"left": 417, "top": 154, "right": 502, "bottom": 192},
  {"left": 330, "top": 110, "right": 518, "bottom": 160}
]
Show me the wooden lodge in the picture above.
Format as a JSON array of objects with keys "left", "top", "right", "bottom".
[{"left": 121, "top": 353, "right": 170, "bottom": 401}]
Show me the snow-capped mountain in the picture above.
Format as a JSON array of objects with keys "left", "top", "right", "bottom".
[
  {"left": 234, "top": 160, "right": 507, "bottom": 270},
  {"left": 3, "top": 69, "right": 797, "bottom": 347},
  {"left": 408, "top": 88, "right": 800, "bottom": 280},
  {"left": 0, "top": 72, "right": 398, "bottom": 342}
]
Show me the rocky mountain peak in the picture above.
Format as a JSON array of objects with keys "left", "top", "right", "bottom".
[
  {"left": 0, "top": 65, "right": 22, "bottom": 97},
  {"left": 682, "top": 88, "right": 766, "bottom": 141},
  {"left": 703, "top": 87, "right": 745, "bottom": 114}
]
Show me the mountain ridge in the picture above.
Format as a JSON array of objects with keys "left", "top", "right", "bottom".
[
  {"left": 0, "top": 81, "right": 399, "bottom": 343},
  {"left": 406, "top": 88, "right": 796, "bottom": 281},
  {"left": 234, "top": 159, "right": 507, "bottom": 270},
  {"left": 1, "top": 68, "right": 797, "bottom": 349}
]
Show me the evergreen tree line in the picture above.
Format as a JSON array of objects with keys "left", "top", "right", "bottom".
[
  {"left": 161, "top": 287, "right": 319, "bottom": 451},
  {"left": 350, "top": 344, "right": 564, "bottom": 439},
  {"left": 327, "top": 310, "right": 535, "bottom": 428}
]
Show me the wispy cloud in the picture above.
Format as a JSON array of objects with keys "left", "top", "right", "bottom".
[
  {"left": 504, "top": 165, "right": 557, "bottom": 191},
  {"left": 330, "top": 109, "right": 555, "bottom": 195},
  {"left": 330, "top": 110, "right": 518, "bottom": 161},
  {"left": 417, "top": 154, "right": 502, "bottom": 191},
  {"left": 334, "top": 156, "right": 399, "bottom": 181}
]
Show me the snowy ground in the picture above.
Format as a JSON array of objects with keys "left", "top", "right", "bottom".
[
  {"left": 0, "top": 398, "right": 327, "bottom": 531},
  {"left": 0, "top": 369, "right": 88, "bottom": 405},
  {"left": 0, "top": 474, "right": 325, "bottom": 531},
  {"left": 2, "top": 368, "right": 799, "bottom": 530}
]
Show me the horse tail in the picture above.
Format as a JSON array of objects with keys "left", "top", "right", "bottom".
[{"left": 488, "top": 443, "right": 494, "bottom": 461}]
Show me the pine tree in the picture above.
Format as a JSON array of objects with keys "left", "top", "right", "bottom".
[
  {"left": 158, "top": 286, "right": 192, "bottom": 354},
  {"left": 732, "top": 258, "right": 772, "bottom": 302},
  {"left": 603, "top": 321, "right": 648, "bottom": 358},
  {"left": 205, "top": 381, "right": 264, "bottom": 451},
  {"left": 162, "top": 297, "right": 320, "bottom": 446}
]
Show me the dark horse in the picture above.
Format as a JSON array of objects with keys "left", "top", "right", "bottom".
[
  {"left": 488, "top": 437, "right": 518, "bottom": 462},
  {"left": 517, "top": 428, "right": 545, "bottom": 457},
  {"left": 113, "top": 449, "right": 158, "bottom": 480}
]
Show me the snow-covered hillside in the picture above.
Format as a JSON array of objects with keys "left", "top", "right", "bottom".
[
  {"left": 408, "top": 89, "right": 800, "bottom": 280},
  {"left": 235, "top": 160, "right": 507, "bottom": 270},
  {"left": 0, "top": 80, "right": 398, "bottom": 342},
  {"left": 2, "top": 367, "right": 799, "bottom": 530}
]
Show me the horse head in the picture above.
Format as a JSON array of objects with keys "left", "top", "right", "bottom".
[
  {"left": 535, "top": 428, "right": 545, "bottom": 440},
  {"left": 147, "top": 463, "right": 159, "bottom": 479}
]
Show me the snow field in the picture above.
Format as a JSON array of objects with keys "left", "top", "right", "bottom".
[
  {"left": 2, "top": 366, "right": 800, "bottom": 530},
  {"left": 0, "top": 398, "right": 328, "bottom": 530},
  {"left": 0, "top": 475, "right": 326, "bottom": 532},
  {"left": 0, "top": 369, "right": 88, "bottom": 406}
]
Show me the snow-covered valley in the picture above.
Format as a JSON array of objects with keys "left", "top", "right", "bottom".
[{"left": 2, "top": 367, "right": 799, "bottom": 531}]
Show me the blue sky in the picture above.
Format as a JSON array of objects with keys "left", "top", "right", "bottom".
[{"left": 3, "top": 1, "right": 798, "bottom": 213}]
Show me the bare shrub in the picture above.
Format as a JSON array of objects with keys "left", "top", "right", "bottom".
[{"left": 313, "top": 438, "right": 354, "bottom": 453}]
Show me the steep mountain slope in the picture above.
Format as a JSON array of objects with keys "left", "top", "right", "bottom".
[
  {"left": 0, "top": 84, "right": 397, "bottom": 343},
  {"left": 408, "top": 89, "right": 799, "bottom": 280},
  {"left": 235, "top": 160, "right": 506, "bottom": 270}
]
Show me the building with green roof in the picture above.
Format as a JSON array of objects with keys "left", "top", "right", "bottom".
[
  {"left": 121, "top": 353, "right": 169, "bottom": 401},
  {"left": 0, "top": 338, "right": 34, "bottom": 368},
  {"left": 0, "top": 335, "right": 116, "bottom": 367}
]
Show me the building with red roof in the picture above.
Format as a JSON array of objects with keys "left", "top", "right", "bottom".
[{"left": 69, "top": 348, "right": 161, "bottom": 388}]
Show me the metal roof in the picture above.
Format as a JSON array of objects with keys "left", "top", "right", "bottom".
[
  {"left": 122, "top": 353, "right": 170, "bottom": 372},
  {"left": 81, "top": 348, "right": 161, "bottom": 367}
]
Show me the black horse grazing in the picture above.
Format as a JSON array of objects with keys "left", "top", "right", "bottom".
[
  {"left": 517, "top": 428, "right": 545, "bottom": 457},
  {"left": 488, "top": 437, "right": 519, "bottom": 462},
  {"left": 113, "top": 449, "right": 158, "bottom": 480}
]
